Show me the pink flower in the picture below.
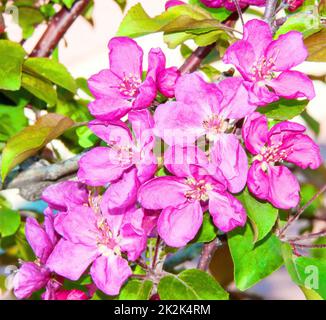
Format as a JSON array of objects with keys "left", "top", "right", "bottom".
[
  {"left": 243, "top": 112, "right": 322, "bottom": 209},
  {"left": 13, "top": 209, "right": 58, "bottom": 299},
  {"left": 223, "top": 19, "right": 315, "bottom": 105},
  {"left": 157, "top": 66, "right": 180, "bottom": 98},
  {"left": 154, "top": 73, "right": 256, "bottom": 146},
  {"left": 52, "top": 289, "right": 89, "bottom": 300},
  {"left": 88, "top": 37, "right": 165, "bottom": 120},
  {"left": 165, "top": 0, "right": 185, "bottom": 10},
  {"left": 200, "top": 0, "right": 265, "bottom": 11},
  {"left": 46, "top": 202, "right": 147, "bottom": 296},
  {"left": 138, "top": 146, "right": 247, "bottom": 247},
  {"left": 78, "top": 110, "right": 157, "bottom": 211},
  {"left": 286, "top": 0, "right": 304, "bottom": 11}
]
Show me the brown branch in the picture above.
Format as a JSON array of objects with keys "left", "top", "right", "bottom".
[
  {"left": 179, "top": 10, "right": 240, "bottom": 74},
  {"left": 30, "top": 0, "right": 90, "bottom": 57},
  {"left": 0, "top": 13, "right": 5, "bottom": 34},
  {"left": 278, "top": 184, "right": 326, "bottom": 237},
  {"left": 197, "top": 238, "right": 222, "bottom": 271},
  {"left": 263, "top": 0, "right": 278, "bottom": 25}
]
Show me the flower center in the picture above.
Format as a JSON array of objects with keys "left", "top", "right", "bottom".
[
  {"left": 250, "top": 56, "right": 276, "bottom": 81},
  {"left": 184, "top": 177, "right": 212, "bottom": 202},
  {"left": 118, "top": 73, "right": 142, "bottom": 98},
  {"left": 202, "top": 114, "right": 228, "bottom": 140},
  {"left": 96, "top": 218, "right": 120, "bottom": 256}
]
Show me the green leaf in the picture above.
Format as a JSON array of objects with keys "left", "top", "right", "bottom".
[
  {"left": 117, "top": 279, "right": 153, "bottom": 300},
  {"left": 114, "top": 0, "right": 127, "bottom": 11},
  {"left": 62, "top": 0, "right": 75, "bottom": 9},
  {"left": 257, "top": 99, "right": 309, "bottom": 120},
  {"left": 301, "top": 110, "right": 320, "bottom": 135},
  {"left": 24, "top": 58, "right": 77, "bottom": 93},
  {"left": 0, "top": 40, "right": 26, "bottom": 91},
  {"left": 299, "top": 184, "right": 322, "bottom": 217},
  {"left": 320, "top": 0, "right": 326, "bottom": 17},
  {"left": 1, "top": 113, "right": 74, "bottom": 181},
  {"left": 158, "top": 269, "right": 229, "bottom": 300},
  {"left": 21, "top": 72, "right": 57, "bottom": 106},
  {"left": 282, "top": 243, "right": 326, "bottom": 300},
  {"left": 237, "top": 188, "right": 278, "bottom": 243},
  {"left": 193, "top": 213, "right": 218, "bottom": 243},
  {"left": 304, "top": 28, "right": 326, "bottom": 62},
  {"left": 275, "top": 11, "right": 321, "bottom": 39},
  {"left": 0, "top": 207, "right": 21, "bottom": 238},
  {"left": 18, "top": 7, "right": 44, "bottom": 39},
  {"left": 76, "top": 77, "right": 93, "bottom": 97},
  {"left": 188, "top": 0, "right": 232, "bottom": 21},
  {"left": 228, "top": 224, "right": 283, "bottom": 291}
]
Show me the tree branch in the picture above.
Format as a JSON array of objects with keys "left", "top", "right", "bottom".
[
  {"left": 263, "top": 0, "right": 278, "bottom": 25},
  {"left": 197, "top": 238, "right": 222, "bottom": 271},
  {"left": 30, "top": 0, "right": 90, "bottom": 57}
]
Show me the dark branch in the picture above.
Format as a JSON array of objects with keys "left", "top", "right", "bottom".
[
  {"left": 197, "top": 238, "right": 222, "bottom": 271},
  {"left": 30, "top": 0, "right": 90, "bottom": 57},
  {"left": 263, "top": 0, "right": 278, "bottom": 25}
]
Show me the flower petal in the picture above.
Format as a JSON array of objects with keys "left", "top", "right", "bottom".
[
  {"left": 138, "top": 176, "right": 188, "bottom": 210},
  {"left": 266, "top": 31, "right": 307, "bottom": 71},
  {"left": 247, "top": 160, "right": 270, "bottom": 200},
  {"left": 108, "top": 37, "right": 143, "bottom": 79},
  {"left": 90, "top": 254, "right": 132, "bottom": 296},
  {"left": 269, "top": 71, "right": 315, "bottom": 100},
  {"left": 46, "top": 239, "right": 98, "bottom": 281},
  {"left": 242, "top": 112, "right": 268, "bottom": 155},
  {"left": 132, "top": 76, "right": 157, "bottom": 110},
  {"left": 158, "top": 202, "right": 203, "bottom": 247},
  {"left": 210, "top": 134, "right": 248, "bottom": 193},
  {"left": 208, "top": 191, "right": 247, "bottom": 232}
]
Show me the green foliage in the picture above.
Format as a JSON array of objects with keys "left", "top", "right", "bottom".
[
  {"left": 304, "top": 28, "right": 326, "bottom": 62},
  {"left": 114, "top": 0, "right": 127, "bottom": 11},
  {"left": 118, "top": 279, "right": 153, "bottom": 300},
  {"left": 301, "top": 110, "right": 320, "bottom": 135},
  {"left": 0, "top": 41, "right": 26, "bottom": 91},
  {"left": 300, "top": 184, "right": 322, "bottom": 217},
  {"left": 18, "top": 7, "right": 44, "bottom": 39},
  {"left": 282, "top": 243, "right": 326, "bottom": 300},
  {"left": 0, "top": 197, "right": 21, "bottom": 238},
  {"left": 158, "top": 269, "right": 229, "bottom": 300},
  {"left": 237, "top": 188, "right": 278, "bottom": 243},
  {"left": 1, "top": 113, "right": 74, "bottom": 181},
  {"left": 188, "top": 0, "right": 232, "bottom": 21},
  {"left": 117, "top": 3, "right": 228, "bottom": 48},
  {"left": 62, "top": 0, "right": 75, "bottom": 9},
  {"left": 257, "top": 99, "right": 309, "bottom": 120},
  {"left": 193, "top": 213, "right": 218, "bottom": 243},
  {"left": 23, "top": 58, "right": 77, "bottom": 93},
  {"left": 228, "top": 224, "right": 283, "bottom": 291}
]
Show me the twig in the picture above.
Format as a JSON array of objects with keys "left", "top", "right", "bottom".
[
  {"left": 232, "top": 0, "right": 244, "bottom": 28},
  {"left": 263, "top": 0, "right": 278, "bottom": 25},
  {"left": 289, "top": 242, "right": 326, "bottom": 249},
  {"left": 197, "top": 238, "right": 221, "bottom": 271},
  {"left": 152, "top": 236, "right": 161, "bottom": 270},
  {"left": 282, "top": 230, "right": 326, "bottom": 242},
  {"left": 278, "top": 184, "right": 326, "bottom": 237},
  {"left": 30, "top": 0, "right": 90, "bottom": 57}
]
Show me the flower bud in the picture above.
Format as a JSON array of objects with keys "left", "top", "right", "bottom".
[
  {"left": 286, "top": 0, "right": 304, "bottom": 11},
  {"left": 165, "top": 0, "right": 186, "bottom": 10},
  {"left": 157, "top": 67, "right": 180, "bottom": 98}
]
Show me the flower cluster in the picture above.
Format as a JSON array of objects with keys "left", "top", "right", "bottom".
[{"left": 13, "top": 19, "right": 322, "bottom": 299}]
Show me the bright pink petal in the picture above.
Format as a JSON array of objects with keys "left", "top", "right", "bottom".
[
  {"left": 88, "top": 120, "right": 132, "bottom": 146},
  {"left": 269, "top": 71, "right": 315, "bottom": 100},
  {"left": 210, "top": 134, "right": 248, "bottom": 193},
  {"left": 54, "top": 289, "right": 89, "bottom": 300},
  {"left": 46, "top": 239, "right": 98, "bottom": 281},
  {"left": 242, "top": 112, "right": 268, "bottom": 155},
  {"left": 78, "top": 147, "right": 132, "bottom": 186},
  {"left": 14, "top": 262, "right": 51, "bottom": 299},
  {"left": 43, "top": 208, "right": 59, "bottom": 246},
  {"left": 147, "top": 48, "right": 166, "bottom": 81},
  {"left": 103, "top": 168, "right": 140, "bottom": 211},
  {"left": 41, "top": 181, "right": 88, "bottom": 212},
  {"left": 138, "top": 176, "right": 188, "bottom": 210},
  {"left": 165, "top": 0, "right": 185, "bottom": 10},
  {"left": 243, "top": 19, "right": 273, "bottom": 59},
  {"left": 132, "top": 76, "right": 157, "bottom": 110},
  {"left": 218, "top": 77, "right": 257, "bottom": 119},
  {"left": 88, "top": 97, "right": 132, "bottom": 121},
  {"left": 90, "top": 254, "right": 132, "bottom": 296},
  {"left": 247, "top": 161, "right": 270, "bottom": 200},
  {"left": 158, "top": 202, "right": 203, "bottom": 247},
  {"left": 157, "top": 66, "right": 180, "bottom": 98},
  {"left": 25, "top": 217, "right": 53, "bottom": 264},
  {"left": 208, "top": 191, "right": 247, "bottom": 232},
  {"left": 87, "top": 69, "right": 121, "bottom": 99},
  {"left": 154, "top": 101, "right": 206, "bottom": 145},
  {"left": 247, "top": 81, "right": 279, "bottom": 105},
  {"left": 108, "top": 37, "right": 143, "bottom": 79},
  {"left": 54, "top": 205, "right": 98, "bottom": 246},
  {"left": 164, "top": 145, "right": 208, "bottom": 178},
  {"left": 266, "top": 31, "right": 307, "bottom": 71}
]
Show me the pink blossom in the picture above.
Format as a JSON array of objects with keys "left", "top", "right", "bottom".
[
  {"left": 286, "top": 0, "right": 304, "bottom": 11},
  {"left": 78, "top": 110, "right": 156, "bottom": 211},
  {"left": 243, "top": 112, "right": 322, "bottom": 209},
  {"left": 157, "top": 66, "right": 180, "bottom": 98},
  {"left": 46, "top": 202, "right": 147, "bottom": 296},
  {"left": 138, "top": 146, "right": 247, "bottom": 247},
  {"left": 154, "top": 73, "right": 256, "bottom": 146},
  {"left": 223, "top": 19, "right": 315, "bottom": 105},
  {"left": 200, "top": 0, "right": 265, "bottom": 11},
  {"left": 13, "top": 209, "right": 58, "bottom": 299},
  {"left": 88, "top": 37, "right": 165, "bottom": 120},
  {"left": 165, "top": 0, "right": 185, "bottom": 10}
]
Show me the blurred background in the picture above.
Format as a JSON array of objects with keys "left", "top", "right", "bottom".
[{"left": 1, "top": 0, "right": 325, "bottom": 300}]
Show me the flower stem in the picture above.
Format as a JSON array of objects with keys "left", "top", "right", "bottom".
[{"left": 197, "top": 238, "right": 222, "bottom": 271}]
